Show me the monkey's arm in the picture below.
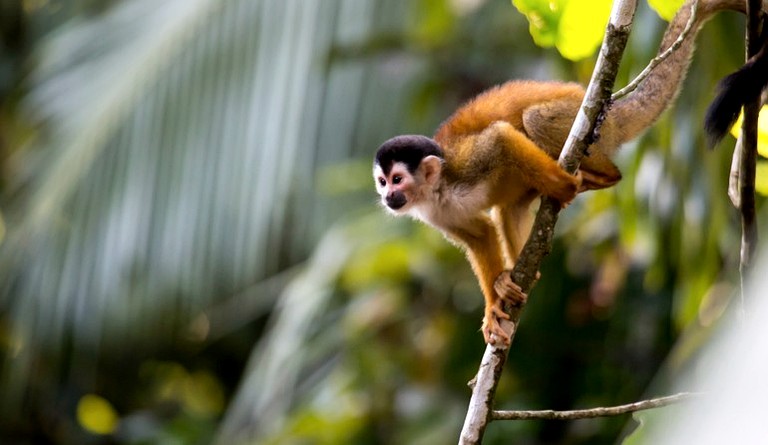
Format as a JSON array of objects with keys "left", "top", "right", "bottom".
[
  {"left": 447, "top": 218, "right": 516, "bottom": 345},
  {"left": 521, "top": 99, "right": 623, "bottom": 191}
]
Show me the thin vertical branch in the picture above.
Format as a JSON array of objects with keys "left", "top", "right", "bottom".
[
  {"left": 736, "top": 0, "right": 763, "bottom": 305},
  {"left": 457, "top": 2, "right": 636, "bottom": 443}
]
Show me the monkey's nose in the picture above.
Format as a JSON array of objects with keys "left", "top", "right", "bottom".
[{"left": 386, "top": 193, "right": 406, "bottom": 210}]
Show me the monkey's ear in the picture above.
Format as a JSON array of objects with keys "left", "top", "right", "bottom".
[{"left": 421, "top": 155, "right": 443, "bottom": 185}]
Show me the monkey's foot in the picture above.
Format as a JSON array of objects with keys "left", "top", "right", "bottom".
[
  {"left": 482, "top": 304, "right": 511, "bottom": 346},
  {"left": 494, "top": 271, "right": 528, "bottom": 306},
  {"left": 578, "top": 169, "right": 621, "bottom": 192}
]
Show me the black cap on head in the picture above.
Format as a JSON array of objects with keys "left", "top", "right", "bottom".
[{"left": 374, "top": 135, "right": 443, "bottom": 175}]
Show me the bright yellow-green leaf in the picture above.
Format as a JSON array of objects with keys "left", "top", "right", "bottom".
[
  {"left": 512, "top": 0, "right": 688, "bottom": 60},
  {"left": 556, "top": 0, "right": 611, "bottom": 61},
  {"left": 647, "top": 0, "right": 685, "bottom": 21},
  {"left": 756, "top": 162, "right": 768, "bottom": 196},
  {"left": 77, "top": 394, "right": 119, "bottom": 435},
  {"left": 511, "top": 0, "right": 566, "bottom": 48},
  {"left": 729, "top": 106, "right": 768, "bottom": 158},
  {"left": 512, "top": 0, "right": 612, "bottom": 61}
]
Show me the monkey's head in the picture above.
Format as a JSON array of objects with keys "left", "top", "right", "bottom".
[{"left": 373, "top": 135, "right": 444, "bottom": 215}]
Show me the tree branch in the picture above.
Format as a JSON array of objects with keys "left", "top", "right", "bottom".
[
  {"left": 735, "top": 0, "right": 763, "bottom": 306},
  {"left": 457, "top": 2, "right": 637, "bottom": 443},
  {"left": 492, "top": 392, "right": 701, "bottom": 421}
]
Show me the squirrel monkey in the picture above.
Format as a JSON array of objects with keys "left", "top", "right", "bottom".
[{"left": 374, "top": 0, "right": 764, "bottom": 345}]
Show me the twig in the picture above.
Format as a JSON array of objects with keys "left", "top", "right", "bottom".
[
  {"left": 612, "top": 1, "right": 698, "bottom": 100},
  {"left": 492, "top": 392, "right": 701, "bottom": 421},
  {"left": 457, "top": 2, "right": 637, "bottom": 444}
]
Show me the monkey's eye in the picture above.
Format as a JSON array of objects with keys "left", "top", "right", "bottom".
[
  {"left": 392, "top": 175, "right": 402, "bottom": 184},
  {"left": 378, "top": 178, "right": 386, "bottom": 187}
]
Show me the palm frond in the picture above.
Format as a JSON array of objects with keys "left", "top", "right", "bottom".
[{"left": 0, "top": 0, "right": 419, "bottom": 405}]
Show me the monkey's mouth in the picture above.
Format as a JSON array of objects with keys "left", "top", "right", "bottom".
[{"left": 386, "top": 194, "right": 407, "bottom": 210}]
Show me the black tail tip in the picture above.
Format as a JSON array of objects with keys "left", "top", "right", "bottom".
[
  {"left": 704, "top": 105, "right": 738, "bottom": 148},
  {"left": 704, "top": 42, "right": 768, "bottom": 148}
]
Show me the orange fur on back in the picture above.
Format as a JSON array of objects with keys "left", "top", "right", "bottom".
[{"left": 433, "top": 80, "right": 585, "bottom": 145}]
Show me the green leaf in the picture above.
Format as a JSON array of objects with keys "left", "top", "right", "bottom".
[
  {"left": 729, "top": 105, "right": 768, "bottom": 158},
  {"left": 512, "top": 0, "right": 611, "bottom": 61},
  {"left": 511, "top": 0, "right": 566, "bottom": 48},
  {"left": 756, "top": 161, "right": 768, "bottom": 196},
  {"left": 556, "top": 0, "right": 612, "bottom": 61}
]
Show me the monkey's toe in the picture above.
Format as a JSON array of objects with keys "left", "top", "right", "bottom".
[
  {"left": 488, "top": 301, "right": 511, "bottom": 320},
  {"left": 482, "top": 302, "right": 514, "bottom": 345},
  {"left": 481, "top": 315, "right": 511, "bottom": 346}
]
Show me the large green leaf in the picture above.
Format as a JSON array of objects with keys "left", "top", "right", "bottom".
[
  {"left": 511, "top": 0, "right": 611, "bottom": 61},
  {"left": 557, "top": 0, "right": 612, "bottom": 60},
  {"left": 511, "top": 0, "right": 566, "bottom": 48}
]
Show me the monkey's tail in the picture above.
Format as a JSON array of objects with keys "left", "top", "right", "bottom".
[
  {"left": 704, "top": 34, "right": 768, "bottom": 147},
  {"left": 610, "top": 0, "right": 765, "bottom": 145}
]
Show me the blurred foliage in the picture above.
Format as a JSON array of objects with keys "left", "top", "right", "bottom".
[
  {"left": 77, "top": 394, "right": 119, "bottom": 435},
  {"left": 0, "top": 0, "right": 763, "bottom": 444}
]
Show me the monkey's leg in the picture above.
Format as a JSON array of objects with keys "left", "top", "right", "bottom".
[
  {"left": 491, "top": 203, "right": 533, "bottom": 306},
  {"left": 492, "top": 202, "right": 535, "bottom": 268},
  {"left": 449, "top": 216, "right": 514, "bottom": 345},
  {"left": 482, "top": 121, "right": 581, "bottom": 205},
  {"left": 521, "top": 100, "right": 622, "bottom": 191}
]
